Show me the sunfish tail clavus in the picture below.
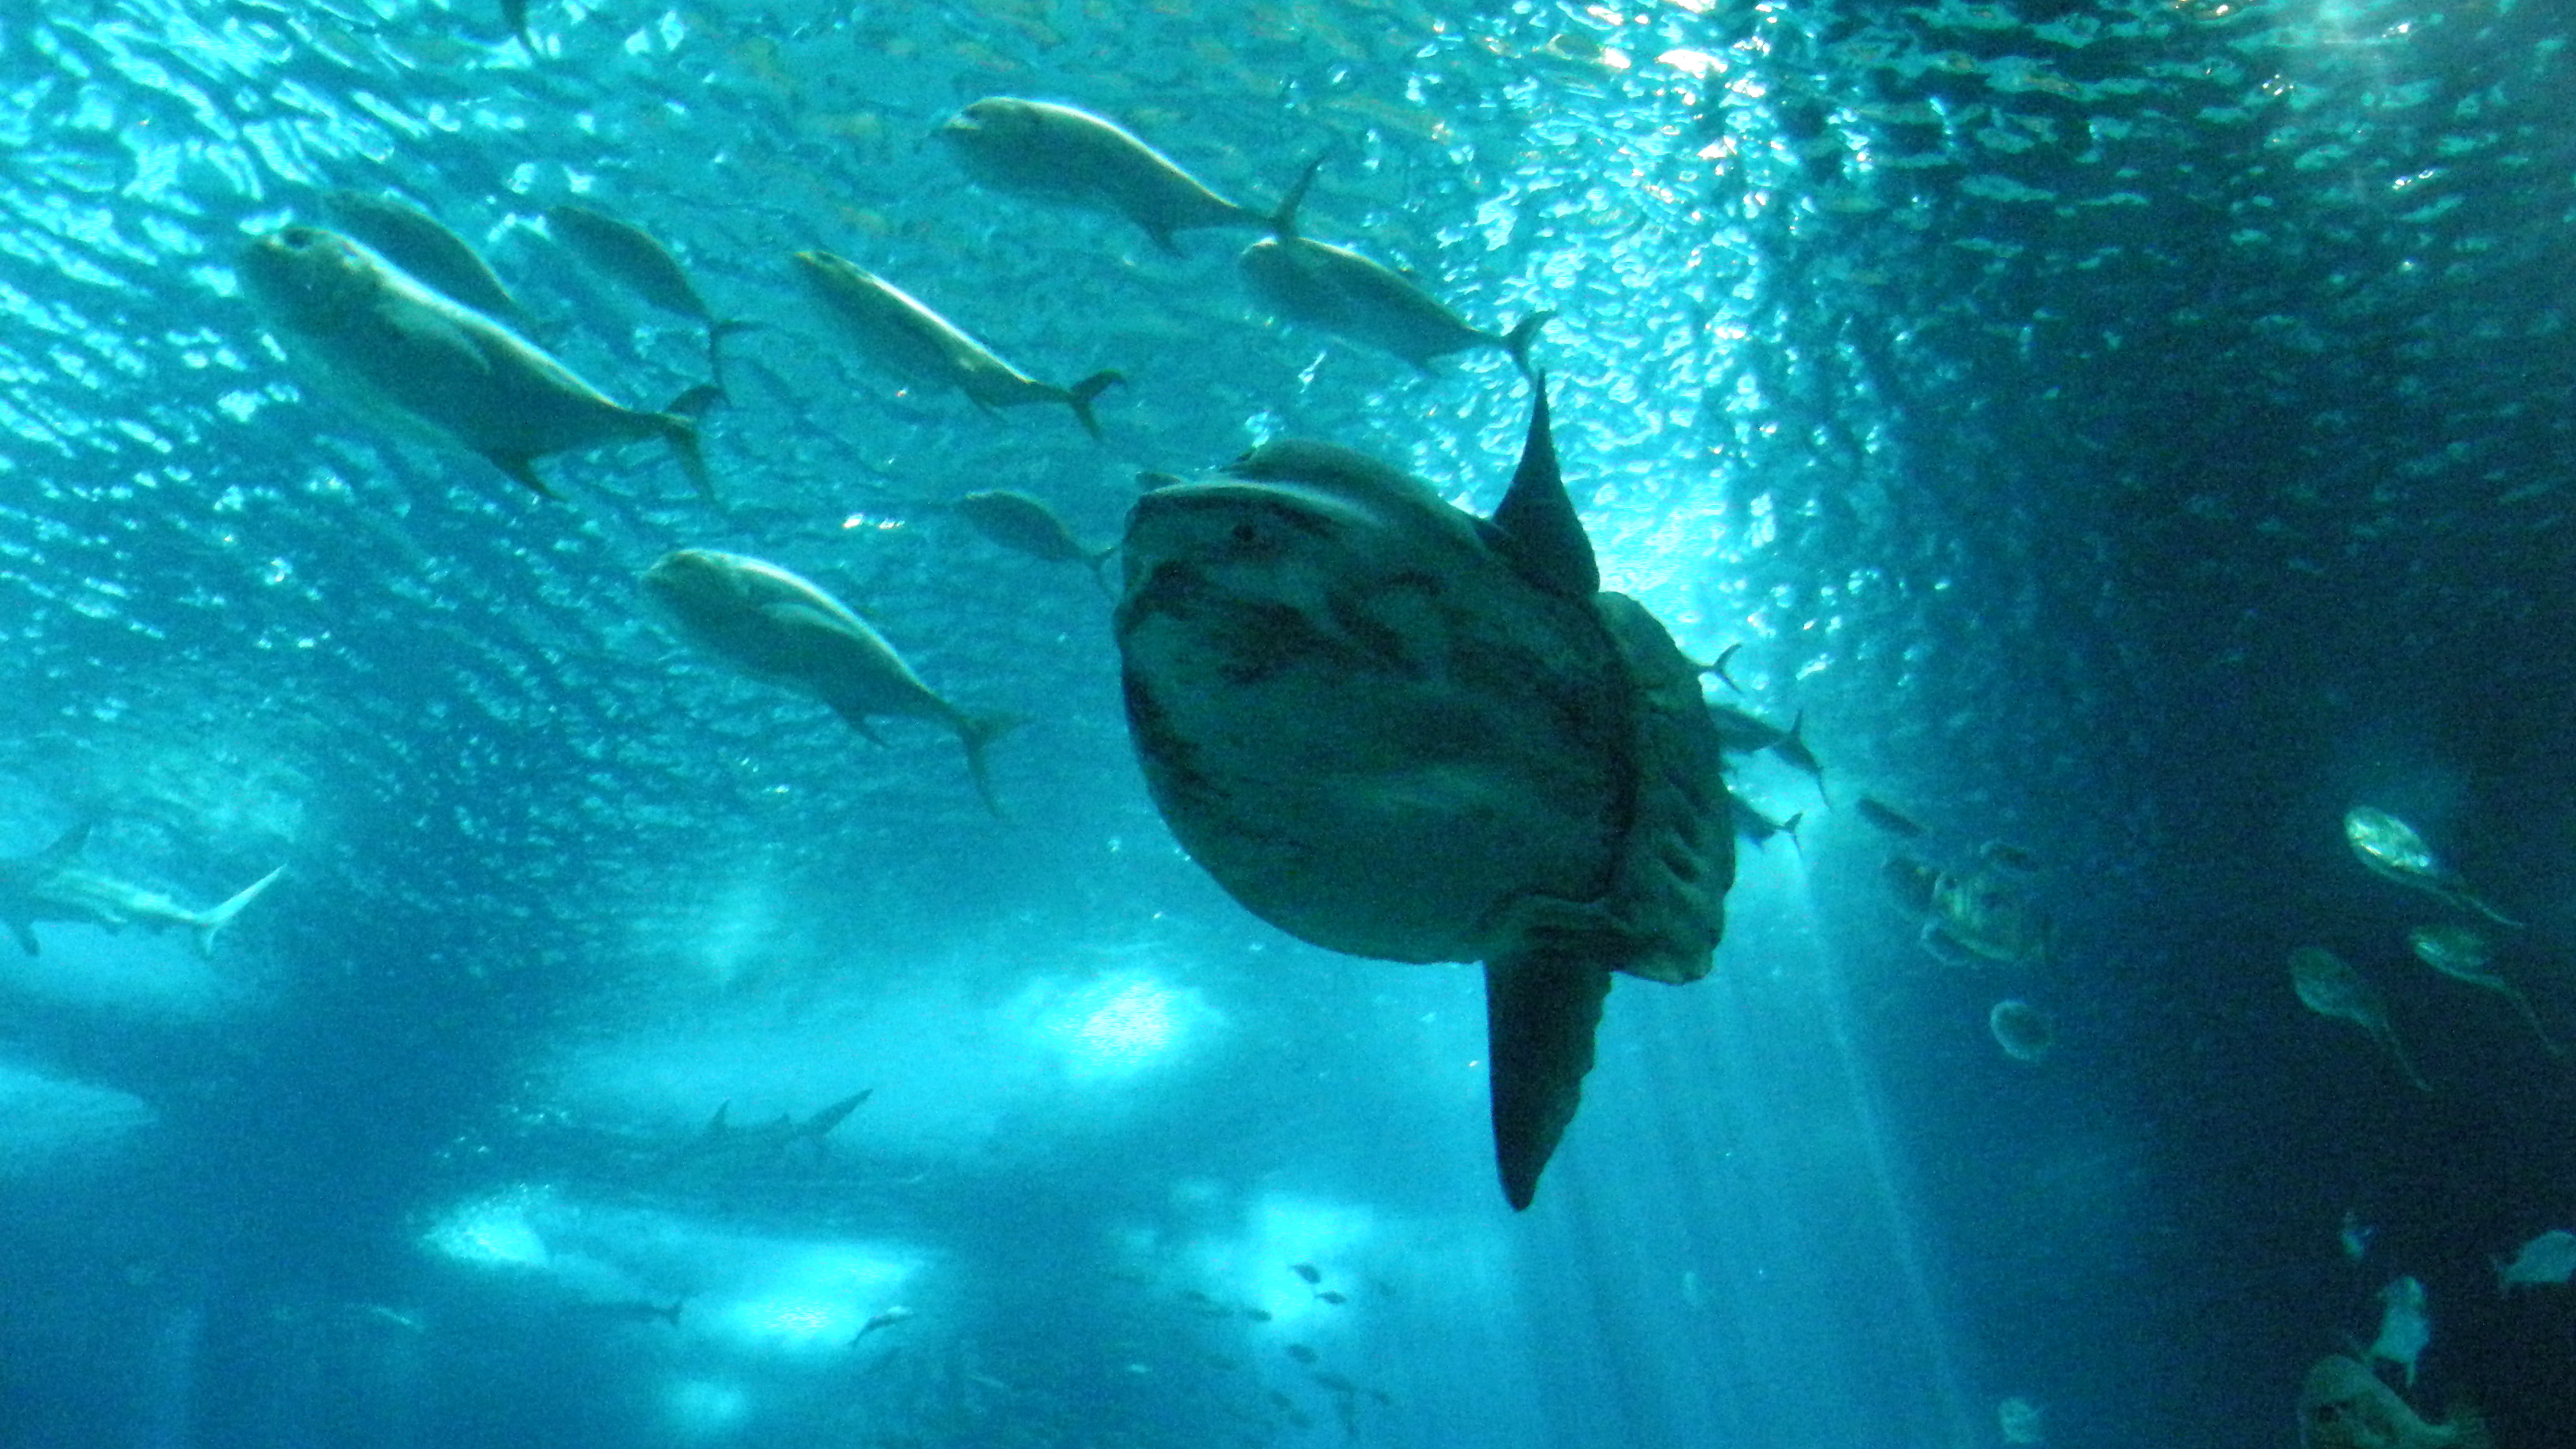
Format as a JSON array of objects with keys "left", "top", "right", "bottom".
[
  {"left": 238, "top": 227, "right": 719, "bottom": 503},
  {"left": 1, "top": 822, "right": 286, "bottom": 958},
  {"left": 795, "top": 249, "right": 1123, "bottom": 439},
  {"left": 642, "top": 548, "right": 1024, "bottom": 815},
  {"left": 1114, "top": 380, "right": 1732, "bottom": 1208}
]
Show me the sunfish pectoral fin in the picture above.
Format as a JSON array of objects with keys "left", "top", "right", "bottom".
[
  {"left": 193, "top": 864, "right": 285, "bottom": 958},
  {"left": 1483, "top": 951, "right": 1613, "bottom": 1211},
  {"left": 1488, "top": 375, "right": 1601, "bottom": 599},
  {"left": 31, "top": 820, "right": 94, "bottom": 872}
]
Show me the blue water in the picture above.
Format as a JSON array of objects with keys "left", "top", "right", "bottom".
[{"left": 4, "top": 1, "right": 2574, "bottom": 1445}]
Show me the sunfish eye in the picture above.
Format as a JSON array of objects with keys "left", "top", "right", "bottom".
[{"left": 1230, "top": 521, "right": 1260, "bottom": 545}]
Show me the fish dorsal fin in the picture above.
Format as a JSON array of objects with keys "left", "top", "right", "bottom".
[
  {"left": 1487, "top": 377, "right": 1599, "bottom": 598},
  {"left": 28, "top": 822, "right": 92, "bottom": 872}
]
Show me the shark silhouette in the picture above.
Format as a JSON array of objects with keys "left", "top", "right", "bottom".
[{"left": 0, "top": 822, "right": 285, "bottom": 957}]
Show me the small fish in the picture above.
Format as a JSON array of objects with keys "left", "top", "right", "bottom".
[
  {"left": 2408, "top": 924, "right": 2565, "bottom": 1057},
  {"left": 1289, "top": 1263, "right": 1321, "bottom": 1285},
  {"left": 2344, "top": 807, "right": 2520, "bottom": 927},
  {"left": 796, "top": 249, "right": 1124, "bottom": 438},
  {"left": 937, "top": 97, "right": 1305, "bottom": 252},
  {"left": 2291, "top": 947, "right": 2432, "bottom": 1092},
  {"left": 321, "top": 191, "right": 542, "bottom": 337},
  {"left": 2341, "top": 1209, "right": 2374, "bottom": 1263},
  {"left": 1312, "top": 1290, "right": 1347, "bottom": 1306},
  {"left": 1242, "top": 1306, "right": 1273, "bottom": 1322},
  {"left": 951, "top": 490, "right": 1117, "bottom": 593},
  {"left": 545, "top": 204, "right": 759, "bottom": 392},
  {"left": 1728, "top": 798, "right": 1803, "bottom": 852},
  {"left": 1285, "top": 1344, "right": 1318, "bottom": 1365},
  {"left": 1855, "top": 796, "right": 1926, "bottom": 839},
  {"left": 1769, "top": 711, "right": 1829, "bottom": 801},
  {"left": 240, "top": 227, "right": 716, "bottom": 501},
  {"left": 1239, "top": 176, "right": 1549, "bottom": 376},
  {"left": 2495, "top": 1228, "right": 2576, "bottom": 1294},
  {"left": 1, "top": 822, "right": 283, "bottom": 958},
  {"left": 2367, "top": 1275, "right": 2429, "bottom": 1390},
  {"left": 1705, "top": 703, "right": 1789, "bottom": 754},
  {"left": 2297, "top": 1354, "right": 2491, "bottom": 1449},
  {"left": 642, "top": 549, "right": 1023, "bottom": 814},
  {"left": 1881, "top": 856, "right": 1939, "bottom": 915},
  {"left": 852, "top": 1305, "right": 915, "bottom": 1341}
]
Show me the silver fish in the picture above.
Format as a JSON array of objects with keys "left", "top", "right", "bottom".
[
  {"left": 938, "top": 97, "right": 1301, "bottom": 252},
  {"left": 545, "top": 203, "right": 758, "bottom": 390},
  {"left": 322, "top": 191, "right": 542, "bottom": 336},
  {"left": 795, "top": 249, "right": 1123, "bottom": 438},
  {"left": 951, "top": 489, "right": 1116, "bottom": 592},
  {"left": 1, "top": 822, "right": 283, "bottom": 958},
  {"left": 642, "top": 548, "right": 1020, "bottom": 814},
  {"left": 239, "top": 227, "right": 715, "bottom": 501}
]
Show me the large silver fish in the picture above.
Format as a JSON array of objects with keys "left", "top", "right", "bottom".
[
  {"left": 1114, "top": 380, "right": 1733, "bottom": 1208},
  {"left": 1238, "top": 172, "right": 1549, "bottom": 374},
  {"left": 937, "top": 97, "right": 1303, "bottom": 253},
  {"left": 321, "top": 191, "right": 544, "bottom": 337},
  {"left": 795, "top": 249, "right": 1123, "bottom": 438},
  {"left": 239, "top": 226, "right": 715, "bottom": 501},
  {"left": 642, "top": 549, "right": 1020, "bottom": 814},
  {"left": 545, "top": 203, "right": 757, "bottom": 391},
  {"left": 1, "top": 822, "right": 283, "bottom": 958}
]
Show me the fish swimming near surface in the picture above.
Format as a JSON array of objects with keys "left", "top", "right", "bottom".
[
  {"left": 937, "top": 97, "right": 1308, "bottom": 253},
  {"left": 2494, "top": 1228, "right": 2576, "bottom": 1294},
  {"left": 676, "top": 1090, "right": 871, "bottom": 1168},
  {"left": 795, "top": 249, "right": 1124, "bottom": 438},
  {"left": 852, "top": 1305, "right": 915, "bottom": 1341},
  {"left": 321, "top": 191, "right": 544, "bottom": 338},
  {"left": 239, "top": 227, "right": 717, "bottom": 502},
  {"left": 1237, "top": 170, "right": 1550, "bottom": 376},
  {"left": 642, "top": 548, "right": 1022, "bottom": 815},
  {"left": 544, "top": 204, "right": 758, "bottom": 392},
  {"left": 2298, "top": 1354, "right": 2491, "bottom": 1449},
  {"left": 0, "top": 822, "right": 283, "bottom": 958},
  {"left": 2368, "top": 1275, "right": 2431, "bottom": 1389},
  {"left": 950, "top": 489, "right": 1118, "bottom": 593},
  {"left": 1114, "top": 377, "right": 1734, "bottom": 1208}
]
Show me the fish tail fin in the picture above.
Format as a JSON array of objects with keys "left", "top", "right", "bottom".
[
  {"left": 1267, "top": 149, "right": 1330, "bottom": 238},
  {"left": 1781, "top": 811, "right": 1807, "bottom": 857},
  {"left": 654, "top": 388, "right": 723, "bottom": 504},
  {"left": 1698, "top": 642, "right": 1744, "bottom": 694},
  {"left": 1065, "top": 370, "right": 1125, "bottom": 440},
  {"left": 1502, "top": 311, "right": 1556, "bottom": 377},
  {"left": 194, "top": 865, "right": 285, "bottom": 958},
  {"left": 957, "top": 712, "right": 1029, "bottom": 818},
  {"left": 706, "top": 319, "right": 762, "bottom": 398},
  {"left": 1085, "top": 545, "right": 1120, "bottom": 600},
  {"left": 1485, "top": 950, "right": 1613, "bottom": 1211}
]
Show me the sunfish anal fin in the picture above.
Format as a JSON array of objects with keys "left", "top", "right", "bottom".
[
  {"left": 1488, "top": 376, "right": 1600, "bottom": 599},
  {"left": 1484, "top": 951, "right": 1612, "bottom": 1211}
]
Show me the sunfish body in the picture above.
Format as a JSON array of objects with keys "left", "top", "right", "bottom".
[
  {"left": 239, "top": 227, "right": 713, "bottom": 501},
  {"left": 1, "top": 823, "right": 283, "bottom": 957},
  {"left": 938, "top": 97, "right": 1292, "bottom": 252},
  {"left": 2298, "top": 1354, "right": 2490, "bottom": 1449},
  {"left": 795, "top": 249, "right": 1122, "bottom": 438},
  {"left": 545, "top": 203, "right": 756, "bottom": 391},
  {"left": 322, "top": 190, "right": 542, "bottom": 337},
  {"left": 1114, "top": 379, "right": 1734, "bottom": 1208},
  {"left": 642, "top": 549, "right": 1019, "bottom": 814}
]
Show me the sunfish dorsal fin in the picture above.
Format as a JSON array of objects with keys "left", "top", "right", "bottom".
[
  {"left": 1484, "top": 949, "right": 1613, "bottom": 1211},
  {"left": 32, "top": 821, "right": 94, "bottom": 871},
  {"left": 1488, "top": 377, "right": 1599, "bottom": 599}
]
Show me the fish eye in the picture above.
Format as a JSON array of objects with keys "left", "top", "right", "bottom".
[{"left": 1230, "top": 522, "right": 1260, "bottom": 545}]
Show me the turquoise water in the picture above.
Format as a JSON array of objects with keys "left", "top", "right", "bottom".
[{"left": 2, "top": 1, "right": 2573, "bottom": 1445}]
